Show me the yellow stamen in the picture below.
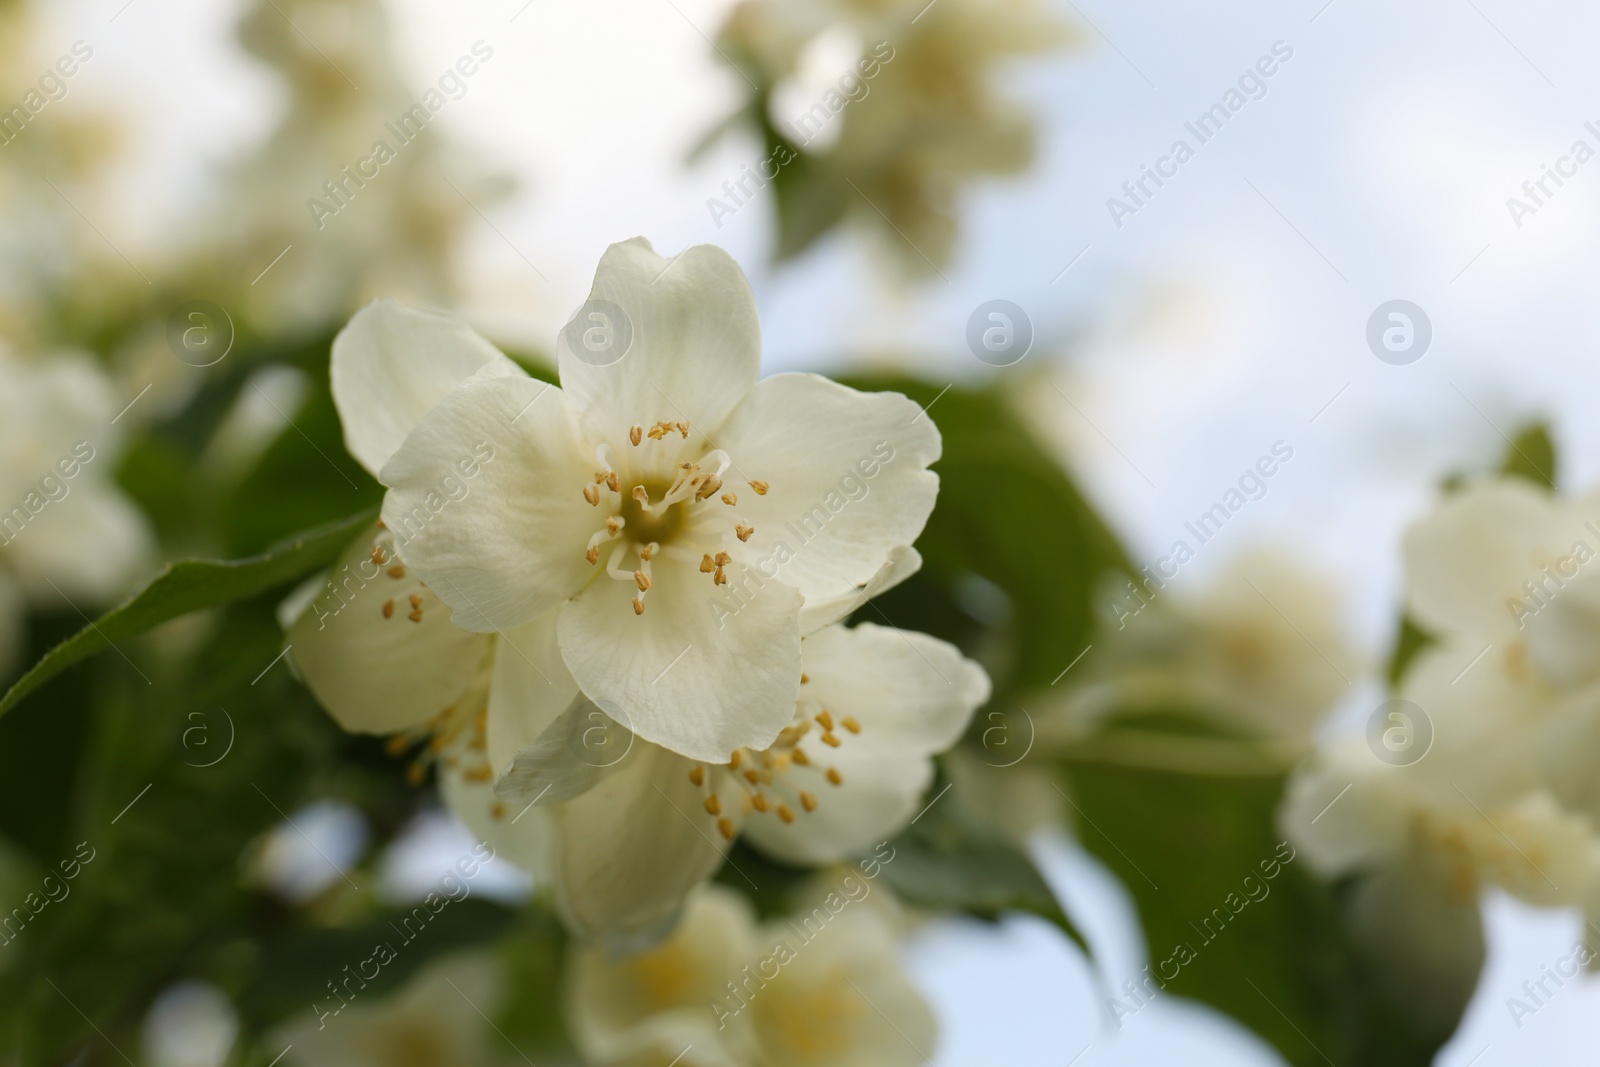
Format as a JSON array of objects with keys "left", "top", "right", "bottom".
[
  {"left": 630, "top": 425, "right": 643, "bottom": 446},
  {"left": 800, "top": 791, "right": 818, "bottom": 812},
  {"left": 586, "top": 545, "right": 600, "bottom": 565},
  {"left": 700, "top": 554, "right": 717, "bottom": 573},
  {"left": 583, "top": 485, "right": 600, "bottom": 506},
  {"left": 388, "top": 565, "right": 406, "bottom": 579},
  {"left": 752, "top": 793, "right": 770, "bottom": 813},
  {"left": 717, "top": 817, "right": 735, "bottom": 840},
  {"left": 704, "top": 794, "right": 722, "bottom": 816},
  {"left": 382, "top": 599, "right": 395, "bottom": 619},
  {"left": 689, "top": 765, "right": 705, "bottom": 786},
  {"left": 721, "top": 492, "right": 737, "bottom": 505},
  {"left": 749, "top": 480, "right": 768, "bottom": 495},
  {"left": 816, "top": 710, "right": 834, "bottom": 731},
  {"left": 632, "top": 598, "right": 645, "bottom": 615},
  {"left": 842, "top": 716, "right": 861, "bottom": 734},
  {"left": 821, "top": 732, "right": 841, "bottom": 748},
  {"left": 826, "top": 767, "right": 843, "bottom": 786},
  {"left": 777, "top": 804, "right": 795, "bottom": 823},
  {"left": 736, "top": 524, "right": 754, "bottom": 542},
  {"left": 634, "top": 570, "right": 652, "bottom": 592}
]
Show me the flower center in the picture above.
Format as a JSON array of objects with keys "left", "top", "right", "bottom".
[
  {"left": 688, "top": 676, "right": 858, "bottom": 839},
  {"left": 577, "top": 421, "right": 770, "bottom": 616}
]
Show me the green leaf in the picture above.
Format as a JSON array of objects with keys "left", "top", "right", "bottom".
[
  {"left": 0, "top": 508, "right": 376, "bottom": 719},
  {"left": 878, "top": 787, "right": 1092, "bottom": 959},
  {"left": 1499, "top": 422, "right": 1558, "bottom": 489},
  {"left": 1386, "top": 614, "right": 1437, "bottom": 689},
  {"left": 1060, "top": 758, "right": 1474, "bottom": 1065}
]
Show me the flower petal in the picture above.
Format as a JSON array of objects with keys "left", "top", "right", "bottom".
[
  {"left": 494, "top": 693, "right": 634, "bottom": 807},
  {"left": 797, "top": 545, "right": 922, "bottom": 635},
  {"left": 287, "top": 528, "right": 488, "bottom": 734},
  {"left": 718, "top": 373, "right": 939, "bottom": 605},
  {"left": 379, "top": 375, "right": 597, "bottom": 632},
  {"left": 799, "top": 622, "right": 988, "bottom": 754},
  {"left": 331, "top": 300, "right": 525, "bottom": 477},
  {"left": 546, "top": 742, "right": 733, "bottom": 946},
  {"left": 558, "top": 239, "right": 760, "bottom": 441},
  {"left": 1403, "top": 479, "right": 1578, "bottom": 645},
  {"left": 742, "top": 744, "right": 931, "bottom": 866},
  {"left": 485, "top": 610, "right": 579, "bottom": 774},
  {"left": 558, "top": 556, "right": 803, "bottom": 763}
]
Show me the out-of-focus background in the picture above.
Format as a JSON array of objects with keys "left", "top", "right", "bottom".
[{"left": 7, "top": 0, "right": 1600, "bottom": 1062}]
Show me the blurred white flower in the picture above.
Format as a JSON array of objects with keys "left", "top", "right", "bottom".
[
  {"left": 1282, "top": 478, "right": 1600, "bottom": 1002},
  {"left": 0, "top": 348, "right": 154, "bottom": 672},
  {"left": 367, "top": 238, "right": 939, "bottom": 763},
  {"left": 273, "top": 951, "right": 503, "bottom": 1067},
  {"left": 1058, "top": 550, "right": 1361, "bottom": 745},
  {"left": 141, "top": 981, "right": 238, "bottom": 1067},
  {"left": 566, "top": 883, "right": 936, "bottom": 1067},
  {"left": 718, "top": 0, "right": 1073, "bottom": 271}
]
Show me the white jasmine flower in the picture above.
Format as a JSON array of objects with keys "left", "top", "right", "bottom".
[
  {"left": 368, "top": 238, "right": 940, "bottom": 762},
  {"left": 566, "top": 884, "right": 937, "bottom": 1067},
  {"left": 273, "top": 951, "right": 504, "bottom": 1067},
  {"left": 0, "top": 349, "right": 153, "bottom": 672}
]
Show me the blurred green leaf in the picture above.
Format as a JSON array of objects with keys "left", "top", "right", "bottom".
[
  {"left": 0, "top": 508, "right": 375, "bottom": 719},
  {"left": 841, "top": 377, "right": 1128, "bottom": 704},
  {"left": 1499, "top": 422, "right": 1558, "bottom": 490},
  {"left": 1061, "top": 758, "right": 1473, "bottom": 1066},
  {"left": 1386, "top": 614, "right": 1437, "bottom": 689}
]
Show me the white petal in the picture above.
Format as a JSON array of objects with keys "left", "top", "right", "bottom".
[
  {"left": 718, "top": 373, "right": 940, "bottom": 605},
  {"left": 439, "top": 755, "right": 552, "bottom": 879},
  {"left": 486, "top": 610, "right": 579, "bottom": 774},
  {"left": 6, "top": 485, "right": 153, "bottom": 604},
  {"left": 1279, "top": 741, "right": 1412, "bottom": 878},
  {"left": 494, "top": 694, "right": 633, "bottom": 807},
  {"left": 558, "top": 239, "right": 760, "bottom": 440},
  {"left": 1403, "top": 479, "right": 1577, "bottom": 644},
  {"left": 558, "top": 556, "right": 803, "bottom": 763},
  {"left": 287, "top": 528, "right": 488, "bottom": 734},
  {"left": 379, "top": 376, "right": 597, "bottom": 632},
  {"left": 546, "top": 742, "right": 733, "bottom": 946},
  {"left": 331, "top": 300, "right": 524, "bottom": 476},
  {"left": 800, "top": 622, "right": 988, "bottom": 754},
  {"left": 744, "top": 745, "right": 932, "bottom": 866},
  {"left": 797, "top": 545, "right": 922, "bottom": 634}
]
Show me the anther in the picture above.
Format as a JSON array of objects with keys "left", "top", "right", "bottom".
[
  {"left": 704, "top": 794, "right": 721, "bottom": 816},
  {"left": 821, "top": 732, "right": 841, "bottom": 747},
  {"left": 585, "top": 545, "right": 600, "bottom": 565},
  {"left": 370, "top": 545, "right": 387, "bottom": 566},
  {"left": 800, "top": 673, "right": 809, "bottom": 684},
  {"left": 752, "top": 793, "right": 770, "bottom": 813},
  {"left": 736, "top": 524, "right": 754, "bottom": 542},
  {"left": 409, "top": 594, "right": 423, "bottom": 609},
  {"left": 388, "top": 565, "right": 406, "bottom": 579},
  {"left": 677, "top": 421, "right": 690, "bottom": 438},
  {"left": 630, "top": 425, "right": 643, "bottom": 446},
  {"left": 715, "top": 552, "right": 731, "bottom": 565},
  {"left": 777, "top": 804, "right": 795, "bottom": 823},
  {"left": 606, "top": 471, "right": 620, "bottom": 493},
  {"left": 583, "top": 485, "right": 600, "bottom": 506},
  {"left": 721, "top": 492, "right": 737, "bottom": 505},
  {"left": 717, "top": 817, "right": 735, "bottom": 840},
  {"left": 826, "top": 767, "right": 843, "bottom": 785},
  {"left": 843, "top": 716, "right": 861, "bottom": 734},
  {"left": 696, "top": 476, "right": 723, "bottom": 501},
  {"left": 791, "top": 748, "right": 810, "bottom": 766},
  {"left": 749, "top": 480, "right": 769, "bottom": 495},
  {"left": 800, "top": 791, "right": 818, "bottom": 812},
  {"left": 382, "top": 599, "right": 395, "bottom": 619},
  {"left": 700, "top": 554, "right": 716, "bottom": 573},
  {"left": 729, "top": 751, "right": 742, "bottom": 770},
  {"left": 634, "top": 571, "right": 652, "bottom": 592},
  {"left": 605, "top": 517, "right": 623, "bottom": 536},
  {"left": 640, "top": 543, "right": 658, "bottom": 562},
  {"left": 689, "top": 765, "right": 705, "bottom": 787},
  {"left": 743, "top": 769, "right": 761, "bottom": 785},
  {"left": 632, "top": 598, "right": 645, "bottom": 615},
  {"left": 408, "top": 609, "right": 424, "bottom": 623},
  {"left": 816, "top": 710, "right": 834, "bottom": 731}
]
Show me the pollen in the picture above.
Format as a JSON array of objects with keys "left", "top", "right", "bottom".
[
  {"left": 749, "top": 480, "right": 768, "bottom": 495},
  {"left": 700, "top": 554, "right": 717, "bottom": 573},
  {"left": 704, "top": 794, "right": 722, "bottom": 816},
  {"left": 717, "top": 817, "right": 736, "bottom": 840},
  {"left": 777, "top": 804, "right": 795, "bottom": 823},
  {"left": 826, "top": 767, "right": 843, "bottom": 786},
  {"left": 630, "top": 424, "right": 643, "bottom": 446},
  {"left": 721, "top": 492, "right": 737, "bottom": 505},
  {"left": 640, "top": 542, "right": 657, "bottom": 561},
  {"left": 792, "top": 748, "right": 810, "bottom": 766},
  {"left": 408, "top": 609, "right": 424, "bottom": 623},
  {"left": 586, "top": 545, "right": 600, "bottom": 565},
  {"left": 743, "top": 769, "right": 761, "bottom": 785},
  {"left": 632, "top": 598, "right": 645, "bottom": 615},
  {"left": 689, "top": 765, "right": 705, "bottom": 786},
  {"left": 842, "top": 716, "right": 861, "bottom": 734},
  {"left": 634, "top": 570, "right": 652, "bottom": 592},
  {"left": 388, "top": 565, "right": 406, "bottom": 579},
  {"left": 736, "top": 524, "right": 754, "bottom": 542},
  {"left": 583, "top": 485, "right": 601, "bottom": 506},
  {"left": 382, "top": 599, "right": 395, "bottom": 619},
  {"left": 752, "top": 793, "right": 770, "bottom": 813},
  {"left": 816, "top": 710, "right": 834, "bottom": 731},
  {"left": 677, "top": 421, "right": 690, "bottom": 438},
  {"left": 606, "top": 517, "right": 623, "bottom": 536},
  {"left": 729, "top": 751, "right": 742, "bottom": 770},
  {"left": 800, "top": 673, "right": 809, "bottom": 684},
  {"left": 800, "top": 791, "right": 818, "bottom": 812},
  {"left": 409, "top": 594, "right": 423, "bottom": 610},
  {"left": 606, "top": 471, "right": 620, "bottom": 493},
  {"left": 490, "top": 801, "right": 506, "bottom": 820},
  {"left": 821, "top": 732, "right": 841, "bottom": 748},
  {"left": 370, "top": 545, "right": 387, "bottom": 566}
]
